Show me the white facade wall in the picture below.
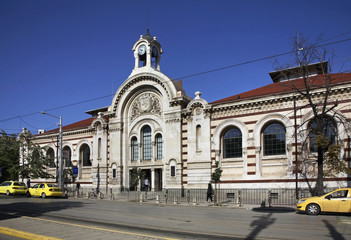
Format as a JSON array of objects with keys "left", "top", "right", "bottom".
[{"left": 28, "top": 33, "right": 351, "bottom": 192}]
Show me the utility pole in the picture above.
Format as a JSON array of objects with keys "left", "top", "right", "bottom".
[
  {"left": 41, "top": 111, "right": 63, "bottom": 189},
  {"left": 294, "top": 97, "right": 299, "bottom": 200}
]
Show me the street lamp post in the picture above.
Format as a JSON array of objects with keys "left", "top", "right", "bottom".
[{"left": 41, "top": 111, "right": 63, "bottom": 189}]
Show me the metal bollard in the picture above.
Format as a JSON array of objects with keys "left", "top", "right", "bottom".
[
  {"left": 140, "top": 193, "right": 144, "bottom": 203},
  {"left": 173, "top": 196, "right": 178, "bottom": 204},
  {"left": 156, "top": 195, "right": 160, "bottom": 204},
  {"left": 238, "top": 190, "right": 241, "bottom": 207},
  {"left": 268, "top": 190, "right": 272, "bottom": 207},
  {"left": 110, "top": 188, "right": 114, "bottom": 200},
  {"left": 193, "top": 197, "right": 197, "bottom": 206},
  {"left": 187, "top": 189, "right": 190, "bottom": 205}
]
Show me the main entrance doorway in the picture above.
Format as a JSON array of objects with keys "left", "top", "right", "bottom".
[{"left": 154, "top": 168, "right": 162, "bottom": 191}]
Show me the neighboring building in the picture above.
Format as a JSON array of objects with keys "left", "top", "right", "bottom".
[{"left": 23, "top": 31, "right": 351, "bottom": 192}]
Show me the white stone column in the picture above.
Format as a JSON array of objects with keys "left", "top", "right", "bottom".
[
  {"left": 151, "top": 168, "right": 155, "bottom": 192},
  {"left": 255, "top": 146, "right": 261, "bottom": 177}
]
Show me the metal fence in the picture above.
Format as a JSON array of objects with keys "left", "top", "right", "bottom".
[
  {"left": 68, "top": 187, "right": 334, "bottom": 207},
  {"left": 114, "top": 188, "right": 335, "bottom": 207}
]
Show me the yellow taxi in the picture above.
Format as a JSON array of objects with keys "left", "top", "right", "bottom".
[
  {"left": 296, "top": 188, "right": 351, "bottom": 215},
  {"left": 26, "top": 183, "right": 63, "bottom": 198},
  {"left": 0, "top": 181, "right": 27, "bottom": 195}
]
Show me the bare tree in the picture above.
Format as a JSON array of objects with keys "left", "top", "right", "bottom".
[
  {"left": 18, "top": 129, "right": 53, "bottom": 181},
  {"left": 274, "top": 35, "right": 351, "bottom": 195}
]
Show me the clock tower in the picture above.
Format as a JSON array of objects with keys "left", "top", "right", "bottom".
[{"left": 132, "top": 29, "right": 162, "bottom": 71}]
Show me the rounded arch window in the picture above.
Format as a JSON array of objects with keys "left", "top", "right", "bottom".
[
  {"left": 63, "top": 146, "right": 72, "bottom": 167},
  {"left": 155, "top": 133, "right": 163, "bottom": 160},
  {"left": 223, "top": 127, "right": 242, "bottom": 158},
  {"left": 131, "top": 136, "right": 138, "bottom": 161},
  {"left": 80, "top": 144, "right": 91, "bottom": 166},
  {"left": 142, "top": 125, "right": 152, "bottom": 160},
  {"left": 46, "top": 148, "right": 55, "bottom": 168},
  {"left": 263, "top": 122, "right": 286, "bottom": 156},
  {"left": 170, "top": 160, "right": 176, "bottom": 177},
  {"left": 112, "top": 164, "right": 117, "bottom": 179},
  {"left": 309, "top": 116, "right": 336, "bottom": 152}
]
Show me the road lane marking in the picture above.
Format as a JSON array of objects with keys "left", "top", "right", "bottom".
[
  {"left": 23, "top": 216, "right": 179, "bottom": 240},
  {"left": 0, "top": 226, "right": 62, "bottom": 240}
]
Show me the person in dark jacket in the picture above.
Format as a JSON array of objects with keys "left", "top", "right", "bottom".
[
  {"left": 26, "top": 178, "right": 31, "bottom": 188},
  {"left": 206, "top": 182, "right": 213, "bottom": 202}
]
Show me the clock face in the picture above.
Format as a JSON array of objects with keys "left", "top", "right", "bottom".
[
  {"left": 138, "top": 45, "right": 146, "bottom": 55},
  {"left": 152, "top": 46, "right": 158, "bottom": 57}
]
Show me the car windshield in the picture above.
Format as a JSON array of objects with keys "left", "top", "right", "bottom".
[{"left": 14, "top": 182, "right": 25, "bottom": 186}]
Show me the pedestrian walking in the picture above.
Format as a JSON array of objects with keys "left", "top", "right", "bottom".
[
  {"left": 76, "top": 183, "right": 80, "bottom": 196},
  {"left": 26, "top": 178, "right": 31, "bottom": 188},
  {"left": 144, "top": 178, "right": 150, "bottom": 191},
  {"left": 206, "top": 182, "right": 213, "bottom": 202}
]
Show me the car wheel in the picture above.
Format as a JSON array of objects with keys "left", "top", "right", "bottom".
[
  {"left": 41, "top": 193, "right": 46, "bottom": 199},
  {"left": 26, "top": 191, "right": 31, "bottom": 197},
  {"left": 6, "top": 190, "right": 10, "bottom": 196},
  {"left": 306, "top": 203, "right": 320, "bottom": 215}
]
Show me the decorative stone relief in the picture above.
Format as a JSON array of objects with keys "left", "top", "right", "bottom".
[{"left": 131, "top": 93, "right": 162, "bottom": 121}]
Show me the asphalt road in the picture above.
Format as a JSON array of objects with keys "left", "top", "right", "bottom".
[{"left": 0, "top": 195, "right": 350, "bottom": 240}]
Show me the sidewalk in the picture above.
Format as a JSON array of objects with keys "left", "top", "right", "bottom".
[{"left": 70, "top": 193, "right": 296, "bottom": 213}]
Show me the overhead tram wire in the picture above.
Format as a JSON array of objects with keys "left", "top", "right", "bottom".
[
  {"left": 0, "top": 94, "right": 114, "bottom": 123},
  {"left": 1, "top": 37, "right": 351, "bottom": 129},
  {"left": 174, "top": 37, "right": 351, "bottom": 81}
]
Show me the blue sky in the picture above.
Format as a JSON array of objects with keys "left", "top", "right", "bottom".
[{"left": 1, "top": 0, "right": 351, "bottom": 135}]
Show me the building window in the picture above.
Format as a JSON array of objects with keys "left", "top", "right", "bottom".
[
  {"left": 223, "top": 127, "right": 242, "bottom": 158},
  {"left": 196, "top": 125, "right": 201, "bottom": 151},
  {"left": 97, "top": 138, "right": 101, "bottom": 159},
  {"left": 80, "top": 144, "right": 91, "bottom": 166},
  {"left": 46, "top": 148, "right": 55, "bottom": 168},
  {"left": 309, "top": 117, "right": 336, "bottom": 152},
  {"left": 170, "top": 160, "right": 176, "bottom": 177},
  {"left": 112, "top": 164, "right": 117, "bottom": 179},
  {"left": 263, "top": 123, "right": 286, "bottom": 156},
  {"left": 63, "top": 146, "right": 72, "bottom": 167},
  {"left": 131, "top": 137, "right": 138, "bottom": 161},
  {"left": 142, "top": 126, "right": 152, "bottom": 160},
  {"left": 156, "top": 134, "right": 163, "bottom": 160}
]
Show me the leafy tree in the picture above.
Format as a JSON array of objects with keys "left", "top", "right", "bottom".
[
  {"left": 211, "top": 161, "right": 223, "bottom": 204},
  {"left": 0, "top": 130, "right": 20, "bottom": 182},
  {"left": 130, "top": 167, "right": 145, "bottom": 191},
  {"left": 276, "top": 35, "right": 351, "bottom": 195},
  {"left": 18, "top": 129, "right": 53, "bottom": 181}
]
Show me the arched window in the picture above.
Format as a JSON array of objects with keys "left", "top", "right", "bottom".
[
  {"left": 63, "top": 146, "right": 71, "bottom": 167},
  {"left": 46, "top": 148, "right": 55, "bottom": 168},
  {"left": 263, "top": 123, "right": 286, "bottom": 156},
  {"left": 309, "top": 117, "right": 336, "bottom": 152},
  {"left": 97, "top": 138, "right": 101, "bottom": 160},
  {"left": 112, "top": 164, "right": 117, "bottom": 179},
  {"left": 155, "top": 134, "right": 163, "bottom": 160},
  {"left": 170, "top": 160, "right": 176, "bottom": 177},
  {"left": 131, "top": 137, "right": 138, "bottom": 161},
  {"left": 80, "top": 144, "right": 91, "bottom": 166},
  {"left": 223, "top": 127, "right": 242, "bottom": 158},
  {"left": 196, "top": 125, "right": 201, "bottom": 151},
  {"left": 142, "top": 126, "right": 152, "bottom": 160}
]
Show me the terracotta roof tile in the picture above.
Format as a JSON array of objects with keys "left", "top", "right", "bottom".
[
  {"left": 39, "top": 115, "right": 109, "bottom": 135},
  {"left": 211, "top": 73, "right": 351, "bottom": 105}
]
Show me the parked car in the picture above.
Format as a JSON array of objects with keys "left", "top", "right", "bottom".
[
  {"left": 0, "top": 181, "right": 27, "bottom": 195},
  {"left": 26, "top": 183, "right": 63, "bottom": 198},
  {"left": 296, "top": 188, "right": 351, "bottom": 215}
]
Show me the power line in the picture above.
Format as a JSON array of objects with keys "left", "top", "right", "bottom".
[
  {"left": 0, "top": 94, "right": 114, "bottom": 123},
  {"left": 174, "top": 38, "right": 351, "bottom": 80},
  {"left": 1, "top": 37, "right": 351, "bottom": 129}
]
